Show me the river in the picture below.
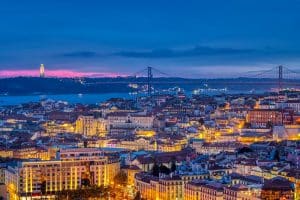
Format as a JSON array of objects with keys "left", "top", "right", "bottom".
[
  {"left": 0, "top": 93, "right": 132, "bottom": 106},
  {"left": 0, "top": 87, "right": 268, "bottom": 106}
]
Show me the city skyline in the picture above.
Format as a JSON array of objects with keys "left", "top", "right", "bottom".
[
  {"left": 1, "top": 0, "right": 300, "bottom": 78},
  {"left": 1, "top": 2, "right": 300, "bottom": 199}
]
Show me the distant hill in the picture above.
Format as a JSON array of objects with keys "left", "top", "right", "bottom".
[
  {"left": 0, "top": 77, "right": 132, "bottom": 95},
  {"left": 0, "top": 76, "right": 296, "bottom": 95}
]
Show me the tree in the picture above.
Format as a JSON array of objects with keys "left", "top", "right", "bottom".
[
  {"left": 238, "top": 147, "right": 253, "bottom": 154},
  {"left": 134, "top": 191, "right": 141, "bottom": 200},
  {"left": 159, "top": 164, "right": 171, "bottom": 175},
  {"left": 152, "top": 162, "right": 160, "bottom": 177},
  {"left": 114, "top": 170, "right": 128, "bottom": 186},
  {"left": 170, "top": 158, "right": 176, "bottom": 172},
  {"left": 243, "top": 122, "right": 251, "bottom": 128},
  {"left": 55, "top": 186, "right": 107, "bottom": 199}
]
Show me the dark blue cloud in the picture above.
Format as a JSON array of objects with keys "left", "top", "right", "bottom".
[
  {"left": 57, "top": 46, "right": 259, "bottom": 59},
  {"left": 61, "top": 51, "right": 97, "bottom": 58},
  {"left": 59, "top": 46, "right": 298, "bottom": 61},
  {"left": 113, "top": 46, "right": 257, "bottom": 58}
]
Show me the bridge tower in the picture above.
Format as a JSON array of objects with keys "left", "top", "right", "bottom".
[
  {"left": 278, "top": 65, "right": 283, "bottom": 91},
  {"left": 147, "top": 66, "right": 153, "bottom": 96}
]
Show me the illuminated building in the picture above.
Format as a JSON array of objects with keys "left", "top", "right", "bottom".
[
  {"left": 135, "top": 172, "right": 209, "bottom": 200},
  {"left": 135, "top": 129, "right": 156, "bottom": 137},
  {"left": 75, "top": 115, "right": 107, "bottom": 137},
  {"left": 114, "top": 135, "right": 186, "bottom": 153},
  {"left": 216, "top": 132, "right": 239, "bottom": 143},
  {"left": 215, "top": 117, "right": 229, "bottom": 127},
  {"left": 198, "top": 182, "right": 224, "bottom": 200},
  {"left": 131, "top": 150, "right": 194, "bottom": 172},
  {"left": 238, "top": 132, "right": 268, "bottom": 144},
  {"left": 13, "top": 147, "right": 50, "bottom": 160},
  {"left": 157, "top": 141, "right": 183, "bottom": 152},
  {"left": 157, "top": 135, "right": 188, "bottom": 152},
  {"left": 0, "top": 164, "right": 7, "bottom": 185},
  {"left": 78, "top": 138, "right": 109, "bottom": 148},
  {"left": 282, "top": 170, "right": 300, "bottom": 200},
  {"left": 184, "top": 180, "right": 224, "bottom": 200},
  {"left": 122, "top": 165, "right": 142, "bottom": 186},
  {"left": 114, "top": 138, "right": 156, "bottom": 151},
  {"left": 0, "top": 149, "right": 13, "bottom": 158},
  {"left": 0, "top": 147, "right": 50, "bottom": 160},
  {"left": 42, "top": 121, "right": 75, "bottom": 136},
  {"left": 224, "top": 184, "right": 261, "bottom": 200},
  {"left": 282, "top": 100, "right": 300, "bottom": 113},
  {"left": 39, "top": 64, "right": 45, "bottom": 78},
  {"left": 247, "top": 109, "right": 283, "bottom": 128},
  {"left": 107, "top": 112, "right": 154, "bottom": 129},
  {"left": 194, "top": 142, "right": 244, "bottom": 155},
  {"left": 157, "top": 175, "right": 184, "bottom": 200},
  {"left": 261, "top": 177, "right": 294, "bottom": 200},
  {"left": 184, "top": 180, "right": 207, "bottom": 200},
  {"left": 5, "top": 148, "right": 120, "bottom": 199},
  {"left": 207, "top": 164, "right": 232, "bottom": 180},
  {"left": 184, "top": 181, "right": 261, "bottom": 200},
  {"left": 247, "top": 163, "right": 300, "bottom": 196},
  {"left": 273, "top": 124, "right": 300, "bottom": 141},
  {"left": 234, "top": 159, "right": 257, "bottom": 176}
]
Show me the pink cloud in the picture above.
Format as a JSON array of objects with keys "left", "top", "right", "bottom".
[{"left": 0, "top": 70, "right": 124, "bottom": 78}]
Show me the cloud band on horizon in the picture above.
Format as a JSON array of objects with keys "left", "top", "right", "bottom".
[
  {"left": 0, "top": 70, "right": 123, "bottom": 78},
  {"left": 58, "top": 46, "right": 259, "bottom": 59}
]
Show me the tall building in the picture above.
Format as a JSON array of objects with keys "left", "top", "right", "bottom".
[
  {"left": 40, "top": 64, "right": 45, "bottom": 78},
  {"left": 5, "top": 148, "right": 120, "bottom": 199}
]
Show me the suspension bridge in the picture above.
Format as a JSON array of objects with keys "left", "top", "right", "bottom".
[
  {"left": 128, "top": 65, "right": 300, "bottom": 95},
  {"left": 83, "top": 65, "right": 300, "bottom": 95}
]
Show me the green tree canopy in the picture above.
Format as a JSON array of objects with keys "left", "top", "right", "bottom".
[{"left": 114, "top": 170, "right": 128, "bottom": 186}]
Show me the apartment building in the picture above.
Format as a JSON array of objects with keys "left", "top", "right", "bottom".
[{"left": 5, "top": 148, "right": 120, "bottom": 199}]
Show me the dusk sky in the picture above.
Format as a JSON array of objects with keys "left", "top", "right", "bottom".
[{"left": 1, "top": 0, "right": 300, "bottom": 77}]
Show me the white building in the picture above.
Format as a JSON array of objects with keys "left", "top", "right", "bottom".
[{"left": 107, "top": 112, "right": 154, "bottom": 129}]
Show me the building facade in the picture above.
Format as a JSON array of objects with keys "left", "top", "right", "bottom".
[
  {"left": 107, "top": 113, "right": 154, "bottom": 129},
  {"left": 75, "top": 115, "right": 107, "bottom": 136},
  {"left": 5, "top": 148, "right": 120, "bottom": 199},
  {"left": 135, "top": 172, "right": 209, "bottom": 200},
  {"left": 247, "top": 109, "right": 283, "bottom": 128},
  {"left": 261, "top": 177, "right": 294, "bottom": 200}
]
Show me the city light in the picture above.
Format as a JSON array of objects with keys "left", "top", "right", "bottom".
[{"left": 1, "top": 1, "right": 300, "bottom": 199}]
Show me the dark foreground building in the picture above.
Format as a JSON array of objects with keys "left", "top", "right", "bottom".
[{"left": 261, "top": 177, "right": 294, "bottom": 200}]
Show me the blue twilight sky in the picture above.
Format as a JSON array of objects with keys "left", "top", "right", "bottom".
[{"left": 1, "top": 0, "right": 300, "bottom": 77}]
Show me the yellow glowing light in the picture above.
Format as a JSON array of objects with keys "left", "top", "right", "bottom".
[
  {"left": 228, "top": 129, "right": 233, "bottom": 133},
  {"left": 215, "top": 132, "right": 221, "bottom": 137},
  {"left": 136, "top": 130, "right": 156, "bottom": 137}
]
